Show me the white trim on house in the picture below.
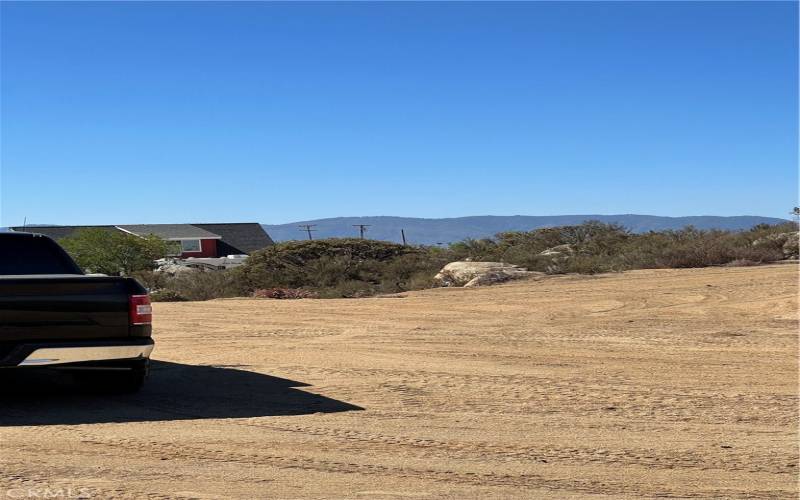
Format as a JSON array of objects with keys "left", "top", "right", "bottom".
[{"left": 114, "top": 226, "right": 140, "bottom": 237}]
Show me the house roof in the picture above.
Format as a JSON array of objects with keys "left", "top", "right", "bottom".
[
  {"left": 117, "top": 224, "right": 221, "bottom": 240},
  {"left": 8, "top": 225, "right": 117, "bottom": 240},
  {"left": 192, "top": 223, "right": 274, "bottom": 254},
  {"left": 10, "top": 222, "right": 274, "bottom": 255}
]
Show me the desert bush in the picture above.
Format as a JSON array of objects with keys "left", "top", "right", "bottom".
[
  {"left": 449, "top": 221, "right": 794, "bottom": 273},
  {"left": 238, "top": 238, "right": 449, "bottom": 298},
  {"left": 645, "top": 228, "right": 785, "bottom": 268},
  {"left": 150, "top": 289, "right": 188, "bottom": 302},
  {"left": 556, "top": 254, "right": 620, "bottom": 274},
  {"left": 375, "top": 253, "right": 449, "bottom": 292},
  {"left": 316, "top": 280, "right": 376, "bottom": 299},
  {"left": 398, "top": 271, "right": 439, "bottom": 292},
  {"left": 449, "top": 238, "right": 500, "bottom": 261},
  {"left": 160, "top": 270, "right": 242, "bottom": 301},
  {"left": 451, "top": 222, "right": 631, "bottom": 273},
  {"left": 747, "top": 222, "right": 798, "bottom": 242},
  {"left": 239, "top": 239, "right": 417, "bottom": 289},
  {"left": 496, "top": 222, "right": 629, "bottom": 253},
  {"left": 130, "top": 269, "right": 170, "bottom": 291},
  {"left": 723, "top": 259, "right": 759, "bottom": 267},
  {"left": 729, "top": 246, "right": 785, "bottom": 263}
]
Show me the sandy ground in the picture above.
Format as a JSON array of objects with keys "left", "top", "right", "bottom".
[{"left": 0, "top": 264, "right": 797, "bottom": 499}]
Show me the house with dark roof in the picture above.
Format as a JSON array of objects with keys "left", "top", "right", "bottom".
[{"left": 10, "top": 223, "right": 274, "bottom": 258}]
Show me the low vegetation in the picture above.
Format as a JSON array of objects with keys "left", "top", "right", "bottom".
[
  {"left": 58, "top": 222, "right": 797, "bottom": 301},
  {"left": 236, "top": 239, "right": 450, "bottom": 298},
  {"left": 59, "top": 228, "right": 170, "bottom": 275},
  {"left": 132, "top": 269, "right": 241, "bottom": 302},
  {"left": 450, "top": 221, "right": 797, "bottom": 274}
]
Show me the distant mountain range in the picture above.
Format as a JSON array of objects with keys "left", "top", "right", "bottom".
[{"left": 262, "top": 215, "right": 790, "bottom": 245}]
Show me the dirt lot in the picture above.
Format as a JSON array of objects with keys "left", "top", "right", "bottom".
[{"left": 1, "top": 264, "right": 797, "bottom": 499}]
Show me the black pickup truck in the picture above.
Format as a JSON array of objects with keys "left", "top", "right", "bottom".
[{"left": 0, "top": 232, "right": 154, "bottom": 392}]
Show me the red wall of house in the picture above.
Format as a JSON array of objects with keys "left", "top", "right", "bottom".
[{"left": 180, "top": 239, "right": 218, "bottom": 258}]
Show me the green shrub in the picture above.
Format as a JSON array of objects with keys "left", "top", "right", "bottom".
[{"left": 59, "top": 228, "right": 170, "bottom": 275}]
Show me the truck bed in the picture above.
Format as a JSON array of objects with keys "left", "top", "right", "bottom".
[{"left": 0, "top": 275, "right": 150, "bottom": 343}]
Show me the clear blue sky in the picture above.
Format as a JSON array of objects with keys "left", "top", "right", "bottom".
[{"left": 1, "top": 1, "right": 797, "bottom": 226}]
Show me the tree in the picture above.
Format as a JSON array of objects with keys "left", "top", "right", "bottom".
[{"left": 59, "top": 228, "right": 171, "bottom": 275}]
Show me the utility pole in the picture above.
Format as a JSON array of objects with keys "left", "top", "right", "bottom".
[
  {"left": 298, "top": 224, "right": 317, "bottom": 241},
  {"left": 353, "top": 224, "right": 371, "bottom": 239},
  {"left": 401, "top": 229, "right": 407, "bottom": 246}
]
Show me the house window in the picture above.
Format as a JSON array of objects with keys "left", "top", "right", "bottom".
[{"left": 180, "top": 239, "right": 202, "bottom": 252}]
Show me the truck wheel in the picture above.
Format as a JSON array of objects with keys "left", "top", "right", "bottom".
[{"left": 73, "top": 359, "right": 149, "bottom": 394}]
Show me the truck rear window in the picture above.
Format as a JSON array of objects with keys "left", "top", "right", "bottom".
[{"left": 0, "top": 235, "right": 83, "bottom": 275}]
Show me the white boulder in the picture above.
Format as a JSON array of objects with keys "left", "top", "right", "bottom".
[{"left": 434, "top": 261, "right": 537, "bottom": 287}]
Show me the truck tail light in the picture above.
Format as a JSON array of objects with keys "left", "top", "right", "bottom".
[{"left": 129, "top": 294, "right": 153, "bottom": 325}]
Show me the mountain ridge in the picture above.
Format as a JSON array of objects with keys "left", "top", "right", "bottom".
[{"left": 262, "top": 214, "right": 790, "bottom": 245}]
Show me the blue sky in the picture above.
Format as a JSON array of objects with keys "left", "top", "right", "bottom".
[{"left": 1, "top": 1, "right": 797, "bottom": 226}]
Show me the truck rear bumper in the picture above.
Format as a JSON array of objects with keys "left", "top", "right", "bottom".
[
  {"left": 19, "top": 343, "right": 154, "bottom": 366},
  {"left": 0, "top": 338, "right": 154, "bottom": 367}
]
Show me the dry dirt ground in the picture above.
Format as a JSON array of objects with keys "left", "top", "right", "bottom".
[{"left": 1, "top": 264, "right": 797, "bottom": 499}]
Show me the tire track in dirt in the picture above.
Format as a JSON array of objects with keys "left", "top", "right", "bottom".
[
  {"left": 228, "top": 421, "right": 798, "bottom": 475},
  {"left": 273, "top": 365, "right": 797, "bottom": 426},
  {"left": 17, "top": 435, "right": 792, "bottom": 499},
  {"left": 0, "top": 461, "right": 179, "bottom": 500}
]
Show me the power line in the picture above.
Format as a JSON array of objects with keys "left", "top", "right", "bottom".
[
  {"left": 352, "top": 224, "right": 371, "bottom": 239},
  {"left": 298, "top": 224, "right": 317, "bottom": 240}
]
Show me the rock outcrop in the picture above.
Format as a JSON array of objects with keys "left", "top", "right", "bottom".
[{"left": 434, "top": 261, "right": 538, "bottom": 287}]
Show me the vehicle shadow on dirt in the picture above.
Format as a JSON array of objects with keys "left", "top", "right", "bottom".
[{"left": 0, "top": 360, "right": 363, "bottom": 426}]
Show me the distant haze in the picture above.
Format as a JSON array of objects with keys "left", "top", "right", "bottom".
[{"left": 263, "top": 215, "right": 790, "bottom": 245}]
